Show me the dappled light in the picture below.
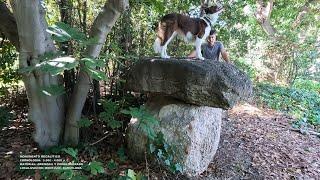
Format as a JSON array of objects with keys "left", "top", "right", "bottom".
[
  {"left": 0, "top": 0, "right": 319, "bottom": 179},
  {"left": 230, "top": 103, "right": 263, "bottom": 116}
]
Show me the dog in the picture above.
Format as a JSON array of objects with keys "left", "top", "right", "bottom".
[{"left": 153, "top": 4, "right": 223, "bottom": 60}]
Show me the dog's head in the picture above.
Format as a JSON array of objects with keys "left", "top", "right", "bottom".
[
  {"left": 201, "top": 2, "right": 223, "bottom": 24},
  {"left": 201, "top": 1, "right": 223, "bottom": 14},
  {"left": 203, "top": 5, "right": 223, "bottom": 15}
]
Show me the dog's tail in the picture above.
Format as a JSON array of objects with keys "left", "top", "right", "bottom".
[{"left": 153, "top": 37, "right": 162, "bottom": 53}]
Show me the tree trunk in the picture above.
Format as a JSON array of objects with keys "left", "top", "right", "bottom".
[
  {"left": 260, "top": 19, "right": 276, "bottom": 37},
  {"left": 3, "top": 0, "right": 129, "bottom": 148},
  {"left": 0, "top": 2, "right": 19, "bottom": 50},
  {"left": 58, "top": 0, "right": 75, "bottom": 97},
  {"left": 63, "top": 0, "right": 129, "bottom": 146},
  {"left": 11, "top": 0, "right": 65, "bottom": 149}
]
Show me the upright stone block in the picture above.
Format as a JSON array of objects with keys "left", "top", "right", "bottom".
[{"left": 126, "top": 97, "right": 222, "bottom": 176}]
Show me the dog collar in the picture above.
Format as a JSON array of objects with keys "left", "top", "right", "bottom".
[{"left": 201, "top": 17, "right": 212, "bottom": 27}]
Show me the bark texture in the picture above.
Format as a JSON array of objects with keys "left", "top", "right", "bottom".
[
  {"left": 11, "top": 0, "right": 65, "bottom": 148},
  {"left": 0, "top": 2, "right": 19, "bottom": 50},
  {"left": 63, "top": 0, "right": 129, "bottom": 145}
]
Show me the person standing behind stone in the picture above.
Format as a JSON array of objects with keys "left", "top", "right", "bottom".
[{"left": 189, "top": 29, "right": 230, "bottom": 63}]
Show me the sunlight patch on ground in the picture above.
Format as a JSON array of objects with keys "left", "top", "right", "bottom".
[{"left": 230, "top": 103, "right": 263, "bottom": 116}]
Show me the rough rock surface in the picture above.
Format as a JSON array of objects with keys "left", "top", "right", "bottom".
[
  {"left": 125, "top": 58, "right": 252, "bottom": 109},
  {"left": 126, "top": 97, "right": 222, "bottom": 177}
]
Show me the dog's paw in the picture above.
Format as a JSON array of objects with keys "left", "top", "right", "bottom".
[
  {"left": 161, "top": 54, "right": 171, "bottom": 59},
  {"left": 198, "top": 56, "right": 204, "bottom": 60}
]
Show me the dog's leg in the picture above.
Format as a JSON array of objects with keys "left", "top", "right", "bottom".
[
  {"left": 153, "top": 37, "right": 162, "bottom": 54},
  {"left": 161, "top": 31, "right": 177, "bottom": 59},
  {"left": 195, "top": 37, "right": 204, "bottom": 60}
]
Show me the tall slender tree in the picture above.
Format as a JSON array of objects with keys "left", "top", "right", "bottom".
[{"left": 1, "top": 0, "right": 129, "bottom": 148}]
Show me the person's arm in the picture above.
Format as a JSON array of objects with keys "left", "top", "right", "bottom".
[
  {"left": 219, "top": 42, "right": 231, "bottom": 63},
  {"left": 221, "top": 48, "right": 230, "bottom": 63},
  {"left": 188, "top": 50, "right": 197, "bottom": 58}
]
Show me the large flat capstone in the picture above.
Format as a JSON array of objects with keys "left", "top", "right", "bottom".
[{"left": 125, "top": 58, "right": 253, "bottom": 109}]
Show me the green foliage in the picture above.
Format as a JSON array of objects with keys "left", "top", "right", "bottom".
[
  {"left": 118, "top": 169, "right": 146, "bottom": 180},
  {"left": 292, "top": 79, "right": 320, "bottom": 93},
  {"left": 17, "top": 22, "right": 107, "bottom": 97},
  {"left": 62, "top": 147, "right": 78, "bottom": 160},
  {"left": 122, "top": 106, "right": 159, "bottom": 140},
  {"left": 233, "top": 57, "right": 258, "bottom": 80},
  {"left": 77, "top": 118, "right": 93, "bottom": 128},
  {"left": 149, "top": 132, "right": 183, "bottom": 173},
  {"left": 82, "top": 57, "right": 107, "bottom": 81},
  {"left": 99, "top": 100, "right": 123, "bottom": 129},
  {"left": 47, "top": 22, "right": 99, "bottom": 48},
  {"left": 83, "top": 161, "right": 105, "bottom": 175},
  {"left": 216, "top": 0, "right": 320, "bottom": 84},
  {"left": 19, "top": 52, "right": 107, "bottom": 83},
  {"left": 19, "top": 55, "right": 78, "bottom": 75},
  {"left": 121, "top": 106, "right": 182, "bottom": 173},
  {"left": 40, "top": 146, "right": 105, "bottom": 179},
  {"left": 47, "top": 22, "right": 107, "bottom": 81},
  {"left": 107, "top": 159, "right": 118, "bottom": 170},
  {"left": 117, "top": 147, "right": 127, "bottom": 162},
  {"left": 256, "top": 83, "right": 320, "bottom": 127},
  {"left": 0, "top": 40, "right": 20, "bottom": 85},
  {"left": 0, "top": 106, "right": 12, "bottom": 128},
  {"left": 47, "top": 22, "right": 86, "bottom": 43},
  {"left": 41, "top": 169, "right": 89, "bottom": 180},
  {"left": 4, "top": 0, "right": 319, "bottom": 178},
  {"left": 40, "top": 85, "right": 65, "bottom": 96}
]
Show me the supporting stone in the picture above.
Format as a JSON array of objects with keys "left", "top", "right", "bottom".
[{"left": 126, "top": 97, "right": 222, "bottom": 177}]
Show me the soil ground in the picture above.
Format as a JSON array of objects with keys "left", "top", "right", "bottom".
[{"left": 0, "top": 103, "right": 319, "bottom": 179}]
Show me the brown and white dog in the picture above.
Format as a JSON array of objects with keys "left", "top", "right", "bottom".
[{"left": 154, "top": 4, "right": 223, "bottom": 60}]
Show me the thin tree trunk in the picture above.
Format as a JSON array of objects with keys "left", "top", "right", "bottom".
[
  {"left": 260, "top": 19, "right": 276, "bottom": 37},
  {"left": 64, "top": 0, "right": 129, "bottom": 145},
  {"left": 58, "top": 0, "right": 75, "bottom": 97},
  {"left": 255, "top": 0, "right": 277, "bottom": 39},
  {"left": 82, "top": 0, "right": 87, "bottom": 34}
]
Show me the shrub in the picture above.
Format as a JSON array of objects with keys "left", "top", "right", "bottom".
[
  {"left": 234, "top": 57, "right": 257, "bottom": 80},
  {"left": 255, "top": 83, "right": 320, "bottom": 127},
  {"left": 0, "top": 106, "right": 12, "bottom": 128},
  {"left": 292, "top": 78, "right": 320, "bottom": 93}
]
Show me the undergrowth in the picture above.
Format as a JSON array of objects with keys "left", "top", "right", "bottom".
[
  {"left": 20, "top": 98, "right": 183, "bottom": 179},
  {"left": 255, "top": 83, "right": 320, "bottom": 130},
  {"left": 0, "top": 106, "right": 12, "bottom": 128}
]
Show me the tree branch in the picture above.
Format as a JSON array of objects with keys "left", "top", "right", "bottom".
[
  {"left": 292, "top": 0, "right": 316, "bottom": 28},
  {"left": 265, "top": 0, "right": 273, "bottom": 19},
  {"left": 0, "top": 2, "right": 19, "bottom": 50},
  {"left": 254, "top": 0, "right": 276, "bottom": 39}
]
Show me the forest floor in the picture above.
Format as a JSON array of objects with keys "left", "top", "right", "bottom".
[
  {"left": 0, "top": 101, "right": 319, "bottom": 179},
  {"left": 203, "top": 103, "right": 320, "bottom": 180}
]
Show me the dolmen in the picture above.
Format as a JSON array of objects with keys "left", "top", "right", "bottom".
[{"left": 124, "top": 58, "right": 253, "bottom": 177}]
